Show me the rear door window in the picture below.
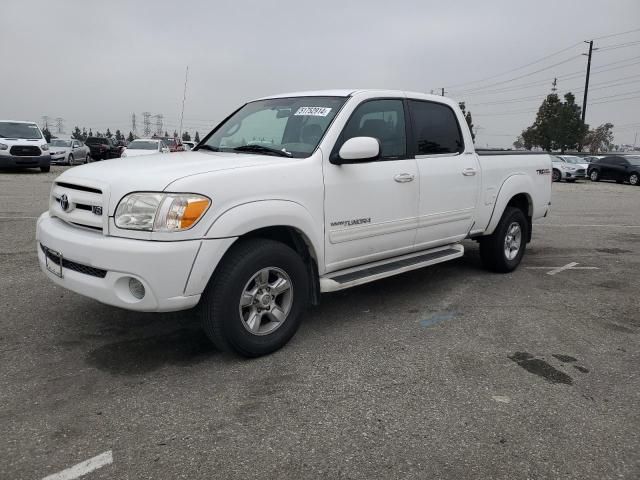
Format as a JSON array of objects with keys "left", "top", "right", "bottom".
[{"left": 408, "top": 100, "right": 464, "bottom": 155}]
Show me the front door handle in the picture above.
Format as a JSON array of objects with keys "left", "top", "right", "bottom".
[
  {"left": 462, "top": 168, "right": 477, "bottom": 176},
  {"left": 394, "top": 173, "right": 415, "bottom": 183}
]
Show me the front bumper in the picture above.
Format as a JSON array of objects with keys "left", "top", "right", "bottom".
[
  {"left": 0, "top": 154, "right": 51, "bottom": 168},
  {"left": 564, "top": 169, "right": 586, "bottom": 179},
  {"left": 36, "top": 213, "right": 214, "bottom": 312},
  {"left": 50, "top": 154, "right": 68, "bottom": 165}
]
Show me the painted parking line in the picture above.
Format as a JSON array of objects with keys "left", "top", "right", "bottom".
[
  {"left": 527, "top": 262, "right": 599, "bottom": 275},
  {"left": 534, "top": 223, "right": 640, "bottom": 228},
  {"left": 42, "top": 451, "right": 113, "bottom": 480}
]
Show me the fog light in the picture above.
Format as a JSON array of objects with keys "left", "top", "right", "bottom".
[{"left": 128, "top": 277, "right": 145, "bottom": 299}]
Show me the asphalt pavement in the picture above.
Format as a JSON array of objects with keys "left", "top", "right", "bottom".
[{"left": 1, "top": 167, "right": 638, "bottom": 479}]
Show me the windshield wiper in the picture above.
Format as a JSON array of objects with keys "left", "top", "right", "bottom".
[
  {"left": 196, "top": 144, "right": 219, "bottom": 152},
  {"left": 233, "top": 144, "right": 292, "bottom": 157}
]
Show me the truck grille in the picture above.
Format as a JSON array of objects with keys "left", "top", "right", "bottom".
[
  {"left": 10, "top": 145, "right": 41, "bottom": 156},
  {"left": 50, "top": 181, "right": 105, "bottom": 232},
  {"left": 41, "top": 244, "right": 107, "bottom": 278}
]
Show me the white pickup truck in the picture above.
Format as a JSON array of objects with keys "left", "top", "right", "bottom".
[{"left": 37, "top": 90, "right": 552, "bottom": 356}]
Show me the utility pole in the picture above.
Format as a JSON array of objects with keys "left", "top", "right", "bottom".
[
  {"left": 55, "top": 117, "right": 64, "bottom": 134},
  {"left": 441, "top": 88, "right": 446, "bottom": 96},
  {"left": 179, "top": 66, "right": 189, "bottom": 138},
  {"left": 154, "top": 114, "right": 164, "bottom": 136},
  {"left": 131, "top": 113, "right": 137, "bottom": 138},
  {"left": 581, "top": 40, "right": 595, "bottom": 123},
  {"left": 142, "top": 112, "right": 151, "bottom": 137}
]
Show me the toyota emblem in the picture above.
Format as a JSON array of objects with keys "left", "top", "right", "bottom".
[{"left": 59, "top": 194, "right": 69, "bottom": 212}]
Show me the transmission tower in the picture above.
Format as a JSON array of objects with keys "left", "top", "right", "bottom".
[
  {"left": 131, "top": 113, "right": 138, "bottom": 138},
  {"left": 55, "top": 117, "right": 65, "bottom": 134},
  {"left": 142, "top": 112, "right": 152, "bottom": 137},
  {"left": 154, "top": 114, "right": 164, "bottom": 136}
]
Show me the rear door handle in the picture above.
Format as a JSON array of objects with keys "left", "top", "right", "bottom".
[
  {"left": 462, "top": 168, "right": 477, "bottom": 176},
  {"left": 394, "top": 173, "right": 415, "bottom": 183}
]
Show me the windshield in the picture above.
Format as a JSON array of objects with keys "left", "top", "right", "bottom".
[
  {"left": 128, "top": 140, "right": 158, "bottom": 150},
  {"left": 627, "top": 156, "right": 640, "bottom": 166},
  {"left": 0, "top": 122, "right": 42, "bottom": 139},
  {"left": 50, "top": 139, "right": 72, "bottom": 147},
  {"left": 562, "top": 156, "right": 584, "bottom": 164},
  {"left": 200, "top": 96, "right": 348, "bottom": 158}
]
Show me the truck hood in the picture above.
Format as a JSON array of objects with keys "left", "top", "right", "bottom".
[{"left": 55, "top": 150, "right": 294, "bottom": 213}]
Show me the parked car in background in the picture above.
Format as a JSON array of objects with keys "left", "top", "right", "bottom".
[
  {"left": 557, "top": 155, "right": 588, "bottom": 177},
  {"left": 0, "top": 120, "right": 50, "bottom": 172},
  {"left": 588, "top": 155, "right": 640, "bottom": 185},
  {"left": 159, "top": 137, "right": 185, "bottom": 152},
  {"left": 122, "top": 138, "right": 170, "bottom": 157},
  {"left": 552, "top": 156, "right": 584, "bottom": 182},
  {"left": 49, "top": 138, "right": 91, "bottom": 165},
  {"left": 85, "top": 137, "right": 122, "bottom": 161}
]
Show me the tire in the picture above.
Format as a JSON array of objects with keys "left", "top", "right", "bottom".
[
  {"left": 40, "top": 166, "right": 50, "bottom": 173},
  {"left": 198, "top": 238, "right": 310, "bottom": 357},
  {"left": 68, "top": 154, "right": 73, "bottom": 166},
  {"left": 85, "top": 155, "right": 90, "bottom": 164},
  {"left": 590, "top": 169, "right": 600, "bottom": 182},
  {"left": 552, "top": 169, "right": 561, "bottom": 182},
  {"left": 630, "top": 173, "right": 640, "bottom": 186},
  {"left": 479, "top": 207, "right": 528, "bottom": 273}
]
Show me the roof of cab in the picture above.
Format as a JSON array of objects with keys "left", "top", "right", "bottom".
[{"left": 255, "top": 89, "right": 456, "bottom": 106}]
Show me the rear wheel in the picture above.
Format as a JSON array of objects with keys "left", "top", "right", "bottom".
[
  {"left": 552, "top": 169, "right": 561, "bottom": 182},
  {"left": 629, "top": 173, "right": 639, "bottom": 186},
  {"left": 479, "top": 207, "right": 528, "bottom": 273},
  {"left": 590, "top": 169, "right": 600, "bottom": 182},
  {"left": 198, "top": 238, "right": 310, "bottom": 357}
]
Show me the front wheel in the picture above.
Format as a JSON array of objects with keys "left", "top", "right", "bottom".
[
  {"left": 552, "top": 169, "right": 561, "bottom": 182},
  {"left": 198, "top": 238, "right": 310, "bottom": 357},
  {"left": 479, "top": 207, "right": 528, "bottom": 273},
  {"left": 68, "top": 154, "right": 74, "bottom": 165},
  {"left": 590, "top": 170, "right": 600, "bottom": 182},
  {"left": 629, "top": 173, "right": 639, "bottom": 186}
]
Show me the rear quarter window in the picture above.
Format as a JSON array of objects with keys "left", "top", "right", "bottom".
[{"left": 408, "top": 100, "right": 464, "bottom": 155}]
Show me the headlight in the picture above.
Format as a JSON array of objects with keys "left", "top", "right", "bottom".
[
  {"left": 114, "top": 192, "right": 210, "bottom": 232},
  {"left": 41, "top": 144, "right": 49, "bottom": 151},
  {"left": 0, "top": 143, "right": 7, "bottom": 150}
]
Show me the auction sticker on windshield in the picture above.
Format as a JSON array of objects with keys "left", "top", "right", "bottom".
[{"left": 294, "top": 107, "right": 332, "bottom": 116}]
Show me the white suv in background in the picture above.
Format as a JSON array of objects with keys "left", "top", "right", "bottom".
[{"left": 0, "top": 120, "right": 51, "bottom": 172}]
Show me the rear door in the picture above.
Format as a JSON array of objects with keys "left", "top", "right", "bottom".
[
  {"left": 323, "top": 98, "right": 419, "bottom": 271},
  {"left": 409, "top": 99, "right": 480, "bottom": 250}
]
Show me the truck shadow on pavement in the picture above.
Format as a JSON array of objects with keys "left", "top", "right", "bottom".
[{"left": 82, "top": 245, "right": 487, "bottom": 375}]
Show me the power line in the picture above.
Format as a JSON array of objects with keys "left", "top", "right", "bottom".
[
  {"left": 444, "top": 41, "right": 583, "bottom": 89},
  {"left": 596, "top": 40, "right": 640, "bottom": 52},
  {"left": 592, "top": 27, "right": 640, "bottom": 41}
]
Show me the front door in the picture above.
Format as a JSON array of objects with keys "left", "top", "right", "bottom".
[
  {"left": 408, "top": 99, "right": 480, "bottom": 249},
  {"left": 323, "top": 98, "right": 419, "bottom": 272}
]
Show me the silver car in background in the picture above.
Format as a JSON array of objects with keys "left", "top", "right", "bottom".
[
  {"left": 49, "top": 138, "right": 91, "bottom": 165},
  {"left": 552, "top": 156, "right": 585, "bottom": 182}
]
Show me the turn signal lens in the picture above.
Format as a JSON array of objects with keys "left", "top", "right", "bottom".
[
  {"left": 180, "top": 198, "right": 210, "bottom": 229},
  {"left": 153, "top": 194, "right": 211, "bottom": 232}
]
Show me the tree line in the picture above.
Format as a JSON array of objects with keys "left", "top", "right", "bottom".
[
  {"left": 511, "top": 92, "right": 615, "bottom": 154},
  {"left": 43, "top": 126, "right": 201, "bottom": 144}
]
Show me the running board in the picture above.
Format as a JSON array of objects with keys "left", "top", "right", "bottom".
[{"left": 320, "top": 244, "right": 464, "bottom": 292}]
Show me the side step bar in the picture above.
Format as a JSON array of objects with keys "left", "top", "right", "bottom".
[{"left": 320, "top": 244, "right": 464, "bottom": 292}]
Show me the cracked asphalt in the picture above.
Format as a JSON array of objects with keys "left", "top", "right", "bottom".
[{"left": 1, "top": 167, "right": 639, "bottom": 479}]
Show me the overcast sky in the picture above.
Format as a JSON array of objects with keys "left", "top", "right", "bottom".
[{"left": 2, "top": 0, "right": 639, "bottom": 147}]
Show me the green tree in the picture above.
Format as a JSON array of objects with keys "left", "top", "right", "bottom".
[
  {"left": 173, "top": 130, "right": 179, "bottom": 138},
  {"left": 42, "top": 127, "right": 52, "bottom": 143},
  {"left": 513, "top": 135, "right": 524, "bottom": 150},
  {"left": 584, "top": 123, "right": 614, "bottom": 154},
  {"left": 458, "top": 102, "right": 475, "bottom": 142},
  {"left": 164, "top": 131, "right": 169, "bottom": 137},
  {"left": 519, "top": 93, "right": 588, "bottom": 152},
  {"left": 105, "top": 128, "right": 112, "bottom": 138},
  {"left": 82, "top": 127, "right": 88, "bottom": 141},
  {"left": 88, "top": 128, "right": 93, "bottom": 138},
  {"left": 115, "top": 129, "right": 123, "bottom": 141},
  {"left": 127, "top": 131, "right": 135, "bottom": 142},
  {"left": 194, "top": 131, "right": 200, "bottom": 142},
  {"left": 182, "top": 131, "right": 191, "bottom": 141},
  {"left": 72, "top": 126, "right": 83, "bottom": 140}
]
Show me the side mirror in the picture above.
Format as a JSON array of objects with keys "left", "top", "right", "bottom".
[{"left": 334, "top": 137, "right": 380, "bottom": 164}]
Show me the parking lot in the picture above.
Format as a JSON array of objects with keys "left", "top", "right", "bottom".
[{"left": 1, "top": 167, "right": 638, "bottom": 479}]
